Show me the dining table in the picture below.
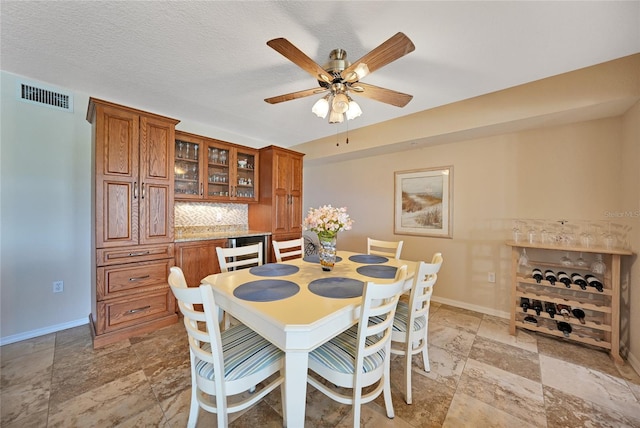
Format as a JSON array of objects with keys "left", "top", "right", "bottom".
[{"left": 200, "top": 250, "right": 418, "bottom": 427}]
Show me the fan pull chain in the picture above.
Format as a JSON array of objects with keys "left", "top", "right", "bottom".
[{"left": 336, "top": 121, "right": 350, "bottom": 146}]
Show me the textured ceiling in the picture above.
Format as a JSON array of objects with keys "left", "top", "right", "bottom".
[{"left": 1, "top": 1, "right": 639, "bottom": 148}]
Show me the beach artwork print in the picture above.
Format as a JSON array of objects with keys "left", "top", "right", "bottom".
[{"left": 394, "top": 166, "right": 452, "bottom": 238}]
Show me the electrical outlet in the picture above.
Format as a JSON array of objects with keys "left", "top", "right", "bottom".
[
  {"left": 53, "top": 280, "right": 64, "bottom": 293},
  {"left": 488, "top": 272, "right": 496, "bottom": 283}
]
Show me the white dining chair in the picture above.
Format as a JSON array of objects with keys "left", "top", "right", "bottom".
[
  {"left": 216, "top": 243, "right": 263, "bottom": 273},
  {"left": 168, "top": 267, "right": 285, "bottom": 428},
  {"left": 215, "top": 243, "right": 264, "bottom": 329},
  {"left": 367, "top": 237, "right": 404, "bottom": 259},
  {"left": 307, "top": 265, "right": 408, "bottom": 428},
  {"left": 272, "top": 237, "right": 304, "bottom": 262},
  {"left": 389, "top": 253, "right": 443, "bottom": 404}
]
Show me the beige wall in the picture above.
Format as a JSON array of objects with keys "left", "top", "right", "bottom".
[
  {"left": 303, "top": 117, "right": 626, "bottom": 315},
  {"left": 621, "top": 101, "right": 640, "bottom": 368}
]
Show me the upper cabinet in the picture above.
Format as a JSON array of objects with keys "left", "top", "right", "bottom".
[
  {"left": 174, "top": 131, "right": 258, "bottom": 203},
  {"left": 89, "top": 99, "right": 178, "bottom": 248},
  {"left": 249, "top": 145, "right": 304, "bottom": 244}
]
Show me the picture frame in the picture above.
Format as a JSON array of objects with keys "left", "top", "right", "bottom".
[{"left": 394, "top": 166, "right": 453, "bottom": 238}]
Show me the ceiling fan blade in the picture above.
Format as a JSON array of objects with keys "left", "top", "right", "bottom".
[
  {"left": 341, "top": 32, "right": 415, "bottom": 82},
  {"left": 267, "top": 38, "right": 333, "bottom": 84},
  {"left": 264, "top": 87, "right": 328, "bottom": 104},
  {"left": 350, "top": 82, "right": 413, "bottom": 107}
]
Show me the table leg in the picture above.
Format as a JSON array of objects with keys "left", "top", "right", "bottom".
[{"left": 284, "top": 350, "right": 309, "bottom": 427}]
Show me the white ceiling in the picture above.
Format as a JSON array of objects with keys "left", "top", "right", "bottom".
[{"left": 2, "top": 1, "right": 639, "bottom": 149}]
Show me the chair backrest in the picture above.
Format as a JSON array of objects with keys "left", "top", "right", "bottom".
[
  {"left": 216, "top": 243, "right": 263, "bottom": 273},
  {"left": 367, "top": 238, "right": 404, "bottom": 259},
  {"left": 407, "top": 255, "right": 443, "bottom": 327},
  {"left": 272, "top": 238, "right": 304, "bottom": 262},
  {"left": 355, "top": 265, "right": 408, "bottom": 376},
  {"left": 168, "top": 267, "right": 226, "bottom": 395}
]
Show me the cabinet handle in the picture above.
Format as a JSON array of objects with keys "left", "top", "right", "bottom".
[
  {"left": 128, "top": 275, "right": 150, "bottom": 282},
  {"left": 141, "top": 183, "right": 145, "bottom": 199},
  {"left": 200, "top": 182, "right": 203, "bottom": 196},
  {"left": 127, "top": 251, "right": 150, "bottom": 257},
  {"left": 126, "top": 305, "right": 151, "bottom": 314},
  {"left": 133, "top": 182, "right": 138, "bottom": 199}
]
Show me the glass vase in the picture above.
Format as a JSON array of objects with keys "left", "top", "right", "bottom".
[{"left": 318, "top": 232, "right": 337, "bottom": 271}]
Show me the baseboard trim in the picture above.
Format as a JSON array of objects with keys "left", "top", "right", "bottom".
[
  {"left": 431, "top": 296, "right": 511, "bottom": 319},
  {"left": 626, "top": 350, "right": 640, "bottom": 376},
  {"left": 0, "top": 318, "right": 88, "bottom": 346}
]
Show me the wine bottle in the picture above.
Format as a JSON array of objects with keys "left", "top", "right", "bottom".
[
  {"left": 557, "top": 271, "right": 572, "bottom": 288},
  {"left": 571, "top": 273, "right": 588, "bottom": 290},
  {"left": 557, "top": 321, "right": 572, "bottom": 337},
  {"left": 532, "top": 299, "right": 543, "bottom": 315},
  {"left": 585, "top": 274, "right": 604, "bottom": 292},
  {"left": 571, "top": 307, "right": 586, "bottom": 324},
  {"left": 520, "top": 297, "right": 531, "bottom": 312},
  {"left": 544, "top": 302, "right": 556, "bottom": 318},
  {"left": 556, "top": 304, "right": 571, "bottom": 320},
  {"left": 532, "top": 268, "right": 543, "bottom": 283},
  {"left": 524, "top": 315, "right": 538, "bottom": 325},
  {"left": 544, "top": 269, "right": 557, "bottom": 285}
]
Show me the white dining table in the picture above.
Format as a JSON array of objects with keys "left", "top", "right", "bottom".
[{"left": 201, "top": 250, "right": 417, "bottom": 427}]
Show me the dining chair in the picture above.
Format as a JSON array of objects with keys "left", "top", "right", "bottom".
[
  {"left": 168, "top": 267, "right": 285, "bottom": 428},
  {"left": 367, "top": 237, "right": 404, "bottom": 259},
  {"left": 272, "top": 237, "right": 304, "bottom": 262},
  {"left": 307, "top": 265, "right": 408, "bottom": 428},
  {"left": 389, "top": 253, "right": 443, "bottom": 404},
  {"left": 216, "top": 243, "right": 263, "bottom": 272},
  {"left": 216, "top": 243, "right": 264, "bottom": 329}
]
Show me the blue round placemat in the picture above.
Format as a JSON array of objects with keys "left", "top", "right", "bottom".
[
  {"left": 308, "top": 277, "right": 364, "bottom": 299},
  {"left": 249, "top": 264, "right": 299, "bottom": 277},
  {"left": 357, "top": 265, "right": 398, "bottom": 279},
  {"left": 349, "top": 254, "right": 389, "bottom": 264},
  {"left": 303, "top": 254, "right": 343, "bottom": 263},
  {"left": 233, "top": 280, "right": 300, "bottom": 302}
]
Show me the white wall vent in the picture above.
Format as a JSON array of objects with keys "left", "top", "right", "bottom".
[{"left": 17, "top": 80, "right": 74, "bottom": 112}]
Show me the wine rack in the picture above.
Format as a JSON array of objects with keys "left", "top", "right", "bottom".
[{"left": 507, "top": 241, "right": 633, "bottom": 363}]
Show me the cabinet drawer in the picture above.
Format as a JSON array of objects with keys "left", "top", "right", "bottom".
[
  {"left": 97, "top": 259, "right": 173, "bottom": 300},
  {"left": 97, "top": 243, "right": 174, "bottom": 266},
  {"left": 95, "top": 289, "right": 175, "bottom": 334}
]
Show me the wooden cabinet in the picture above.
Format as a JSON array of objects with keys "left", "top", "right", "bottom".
[
  {"left": 174, "top": 131, "right": 258, "bottom": 202},
  {"left": 249, "top": 146, "right": 304, "bottom": 262},
  {"left": 507, "top": 241, "right": 633, "bottom": 363},
  {"left": 175, "top": 239, "right": 227, "bottom": 287},
  {"left": 87, "top": 98, "right": 179, "bottom": 348}
]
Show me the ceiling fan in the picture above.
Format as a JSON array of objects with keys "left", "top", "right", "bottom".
[{"left": 264, "top": 32, "right": 415, "bottom": 123}]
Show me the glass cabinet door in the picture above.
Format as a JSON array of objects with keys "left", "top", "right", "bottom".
[
  {"left": 235, "top": 150, "right": 257, "bottom": 200},
  {"left": 175, "top": 139, "right": 201, "bottom": 197},
  {"left": 205, "top": 143, "right": 231, "bottom": 198}
]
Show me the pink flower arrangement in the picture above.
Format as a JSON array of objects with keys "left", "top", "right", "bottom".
[{"left": 303, "top": 205, "right": 354, "bottom": 238}]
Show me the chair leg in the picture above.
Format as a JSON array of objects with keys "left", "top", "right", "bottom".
[
  {"left": 353, "top": 387, "right": 362, "bottom": 428},
  {"left": 404, "top": 343, "right": 413, "bottom": 405},
  {"left": 187, "top": 386, "right": 199, "bottom": 428},
  {"left": 280, "top": 379, "right": 287, "bottom": 428},
  {"left": 383, "top": 373, "right": 395, "bottom": 419},
  {"left": 422, "top": 344, "right": 430, "bottom": 373}
]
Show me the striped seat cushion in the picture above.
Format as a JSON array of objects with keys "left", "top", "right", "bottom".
[
  {"left": 309, "top": 326, "right": 385, "bottom": 374},
  {"left": 372, "top": 301, "right": 426, "bottom": 333},
  {"left": 195, "top": 323, "right": 282, "bottom": 382}
]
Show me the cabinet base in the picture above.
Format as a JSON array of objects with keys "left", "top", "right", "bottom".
[{"left": 89, "top": 313, "right": 178, "bottom": 349}]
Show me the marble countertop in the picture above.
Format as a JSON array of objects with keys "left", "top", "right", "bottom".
[{"left": 175, "top": 228, "right": 271, "bottom": 243}]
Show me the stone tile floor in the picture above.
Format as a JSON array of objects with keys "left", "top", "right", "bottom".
[{"left": 2, "top": 302, "right": 640, "bottom": 427}]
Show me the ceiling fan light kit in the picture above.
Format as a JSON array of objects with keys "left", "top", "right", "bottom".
[{"left": 265, "top": 32, "right": 415, "bottom": 124}]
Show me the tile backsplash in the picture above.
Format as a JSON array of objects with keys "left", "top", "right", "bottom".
[{"left": 175, "top": 202, "right": 247, "bottom": 229}]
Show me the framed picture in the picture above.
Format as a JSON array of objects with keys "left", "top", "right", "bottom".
[{"left": 394, "top": 166, "right": 453, "bottom": 238}]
